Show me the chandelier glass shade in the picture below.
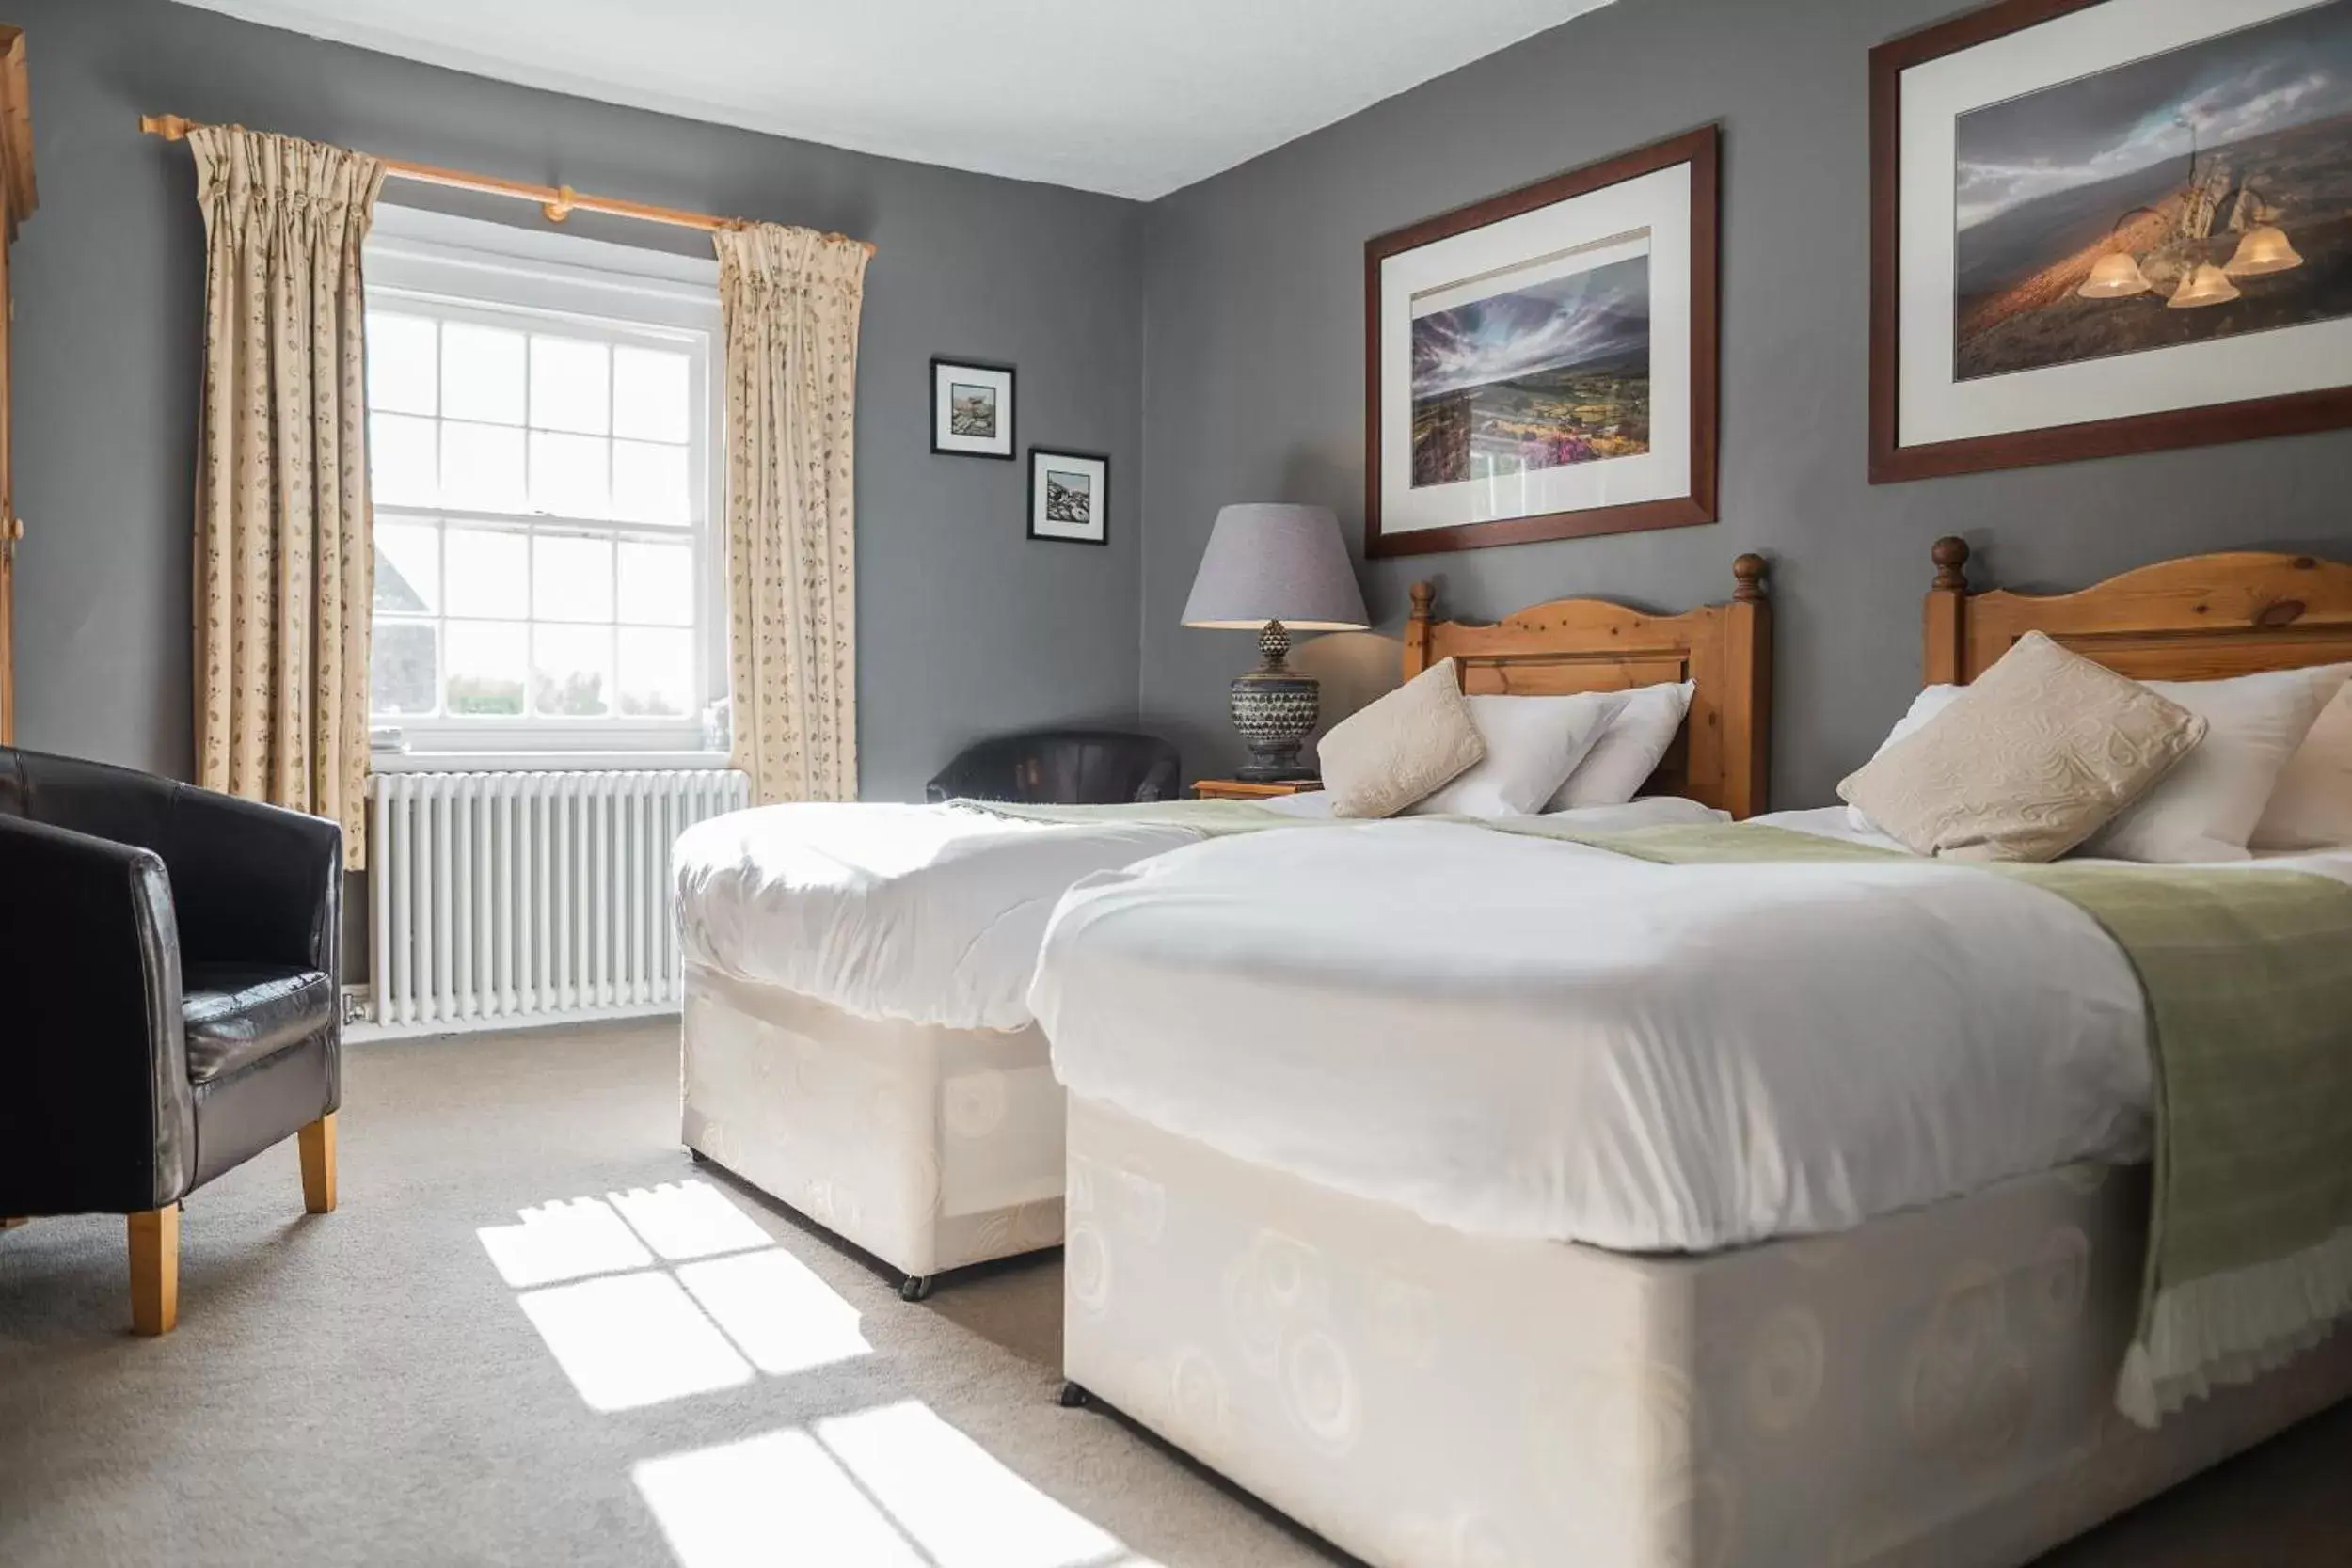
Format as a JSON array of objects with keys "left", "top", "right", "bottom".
[
  {"left": 2077, "top": 250, "right": 2154, "bottom": 298},
  {"left": 2223, "top": 223, "right": 2303, "bottom": 277},
  {"left": 2166, "top": 262, "right": 2242, "bottom": 309}
]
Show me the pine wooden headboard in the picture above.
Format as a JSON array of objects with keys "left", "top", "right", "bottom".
[
  {"left": 1404, "top": 554, "right": 1772, "bottom": 818},
  {"left": 1924, "top": 537, "right": 2352, "bottom": 688}
]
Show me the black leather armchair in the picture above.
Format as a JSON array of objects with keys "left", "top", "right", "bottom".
[
  {"left": 0, "top": 746, "right": 342, "bottom": 1335},
  {"left": 925, "top": 729, "right": 1181, "bottom": 805}
]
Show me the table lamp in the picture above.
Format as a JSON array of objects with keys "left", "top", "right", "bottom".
[{"left": 1181, "top": 504, "right": 1370, "bottom": 781}]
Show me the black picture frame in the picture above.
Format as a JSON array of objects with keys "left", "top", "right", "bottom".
[
  {"left": 930, "top": 356, "right": 1017, "bottom": 459},
  {"left": 1026, "top": 447, "right": 1109, "bottom": 546}
]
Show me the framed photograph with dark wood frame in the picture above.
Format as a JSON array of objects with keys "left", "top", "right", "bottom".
[
  {"left": 1027, "top": 447, "right": 1108, "bottom": 546},
  {"left": 1363, "top": 125, "right": 1719, "bottom": 559},
  {"left": 1870, "top": 0, "right": 2352, "bottom": 484},
  {"left": 930, "top": 356, "right": 1016, "bottom": 459}
]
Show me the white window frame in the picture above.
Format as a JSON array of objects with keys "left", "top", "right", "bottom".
[{"left": 363, "top": 206, "right": 728, "bottom": 769}]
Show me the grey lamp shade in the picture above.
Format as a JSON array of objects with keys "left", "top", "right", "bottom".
[{"left": 1181, "top": 504, "right": 1369, "bottom": 631}]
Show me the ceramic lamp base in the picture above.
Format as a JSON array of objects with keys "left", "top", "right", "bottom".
[{"left": 1229, "top": 620, "right": 1320, "bottom": 781}]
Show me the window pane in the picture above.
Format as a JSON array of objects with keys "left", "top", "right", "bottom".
[
  {"left": 370, "top": 414, "right": 437, "bottom": 507},
  {"left": 533, "top": 624, "right": 612, "bottom": 717},
  {"left": 530, "top": 431, "right": 612, "bottom": 519},
  {"left": 617, "top": 627, "right": 694, "bottom": 717},
  {"left": 371, "top": 620, "right": 438, "bottom": 715},
  {"left": 441, "top": 322, "right": 526, "bottom": 424},
  {"left": 443, "top": 528, "right": 529, "bottom": 618},
  {"left": 442, "top": 421, "right": 528, "bottom": 513},
  {"left": 374, "top": 518, "right": 440, "bottom": 613},
  {"left": 534, "top": 533, "right": 614, "bottom": 624},
  {"left": 612, "top": 440, "right": 690, "bottom": 525},
  {"left": 613, "top": 346, "right": 691, "bottom": 442},
  {"left": 445, "top": 621, "right": 528, "bottom": 715},
  {"left": 367, "top": 313, "right": 437, "bottom": 416},
  {"left": 617, "top": 541, "right": 695, "bottom": 626},
  {"left": 531, "top": 336, "right": 610, "bottom": 435}
]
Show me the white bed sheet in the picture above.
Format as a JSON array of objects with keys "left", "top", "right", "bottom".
[
  {"left": 1030, "top": 811, "right": 2352, "bottom": 1254},
  {"left": 674, "top": 795, "right": 1718, "bottom": 1031}
]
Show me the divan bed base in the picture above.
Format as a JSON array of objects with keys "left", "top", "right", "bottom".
[
  {"left": 1060, "top": 1095, "right": 2352, "bottom": 1568},
  {"left": 680, "top": 965, "right": 1065, "bottom": 1288}
]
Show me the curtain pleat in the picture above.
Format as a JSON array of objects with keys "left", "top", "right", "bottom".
[
  {"left": 189, "top": 125, "right": 384, "bottom": 870},
  {"left": 713, "top": 223, "right": 867, "bottom": 803}
]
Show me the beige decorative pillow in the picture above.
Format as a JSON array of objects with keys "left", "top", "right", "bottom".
[
  {"left": 1837, "top": 632, "right": 2207, "bottom": 863},
  {"left": 1318, "top": 658, "right": 1486, "bottom": 818}
]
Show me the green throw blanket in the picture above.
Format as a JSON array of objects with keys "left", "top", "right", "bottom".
[
  {"left": 1492, "top": 818, "right": 2352, "bottom": 1427},
  {"left": 957, "top": 800, "right": 2352, "bottom": 1423}
]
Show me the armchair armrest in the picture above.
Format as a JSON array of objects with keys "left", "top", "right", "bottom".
[
  {"left": 164, "top": 785, "right": 342, "bottom": 975},
  {"left": 0, "top": 815, "right": 197, "bottom": 1212}
]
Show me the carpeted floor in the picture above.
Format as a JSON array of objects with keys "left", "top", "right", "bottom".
[{"left": 0, "top": 1022, "right": 2344, "bottom": 1567}]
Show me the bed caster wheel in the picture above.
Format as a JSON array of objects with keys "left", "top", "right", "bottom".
[
  {"left": 688, "top": 1148, "right": 709, "bottom": 1165},
  {"left": 899, "top": 1275, "right": 934, "bottom": 1303},
  {"left": 1057, "top": 1381, "right": 1090, "bottom": 1409}
]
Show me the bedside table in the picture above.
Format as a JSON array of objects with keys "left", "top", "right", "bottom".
[{"left": 1193, "top": 778, "right": 1319, "bottom": 800}]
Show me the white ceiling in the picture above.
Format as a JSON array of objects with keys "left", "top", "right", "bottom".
[{"left": 168, "top": 0, "right": 1613, "bottom": 200}]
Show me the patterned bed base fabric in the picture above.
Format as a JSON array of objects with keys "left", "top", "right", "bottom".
[
  {"left": 681, "top": 966, "right": 1065, "bottom": 1278},
  {"left": 1064, "top": 1097, "right": 2352, "bottom": 1568}
]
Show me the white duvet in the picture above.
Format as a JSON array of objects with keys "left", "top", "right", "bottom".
[
  {"left": 1029, "top": 806, "right": 2352, "bottom": 1254},
  {"left": 674, "top": 794, "right": 1722, "bottom": 1029}
]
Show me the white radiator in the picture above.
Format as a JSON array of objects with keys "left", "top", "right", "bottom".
[{"left": 363, "top": 768, "right": 750, "bottom": 1037}]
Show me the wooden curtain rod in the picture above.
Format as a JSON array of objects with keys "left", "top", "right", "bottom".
[{"left": 138, "top": 113, "right": 876, "bottom": 256}]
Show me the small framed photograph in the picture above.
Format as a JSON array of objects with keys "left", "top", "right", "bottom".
[
  {"left": 930, "top": 357, "right": 1016, "bottom": 459},
  {"left": 1027, "top": 448, "right": 1109, "bottom": 546}
]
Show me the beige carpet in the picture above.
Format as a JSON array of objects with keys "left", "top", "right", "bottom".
[{"left": 0, "top": 1022, "right": 2344, "bottom": 1567}]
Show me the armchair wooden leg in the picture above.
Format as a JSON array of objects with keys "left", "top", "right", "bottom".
[
  {"left": 129, "top": 1206, "right": 179, "bottom": 1337},
  {"left": 299, "top": 1114, "right": 338, "bottom": 1214}
]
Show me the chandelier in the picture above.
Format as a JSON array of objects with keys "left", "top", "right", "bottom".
[{"left": 2077, "top": 118, "right": 2302, "bottom": 309}]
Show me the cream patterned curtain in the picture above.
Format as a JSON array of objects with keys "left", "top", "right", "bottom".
[
  {"left": 713, "top": 223, "right": 867, "bottom": 804},
  {"left": 189, "top": 126, "right": 385, "bottom": 870}
]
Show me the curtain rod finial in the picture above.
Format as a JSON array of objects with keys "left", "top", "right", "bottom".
[{"left": 141, "top": 113, "right": 193, "bottom": 141}]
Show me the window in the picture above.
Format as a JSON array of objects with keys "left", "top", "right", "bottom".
[{"left": 364, "top": 208, "right": 724, "bottom": 760}]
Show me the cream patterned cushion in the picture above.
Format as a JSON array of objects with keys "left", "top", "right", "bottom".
[
  {"left": 1837, "top": 632, "right": 2207, "bottom": 863},
  {"left": 1318, "top": 658, "right": 1486, "bottom": 818}
]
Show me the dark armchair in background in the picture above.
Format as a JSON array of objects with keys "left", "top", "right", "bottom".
[
  {"left": 0, "top": 746, "right": 342, "bottom": 1335},
  {"left": 926, "top": 729, "right": 1181, "bottom": 805}
]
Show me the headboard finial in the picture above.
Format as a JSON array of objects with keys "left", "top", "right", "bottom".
[
  {"left": 1732, "top": 553, "right": 1766, "bottom": 602},
  {"left": 1931, "top": 536, "right": 1971, "bottom": 592},
  {"left": 1408, "top": 581, "right": 1434, "bottom": 621}
]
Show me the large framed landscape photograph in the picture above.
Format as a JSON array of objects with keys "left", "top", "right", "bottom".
[
  {"left": 1364, "top": 126, "right": 1719, "bottom": 557},
  {"left": 1872, "top": 0, "right": 2352, "bottom": 482}
]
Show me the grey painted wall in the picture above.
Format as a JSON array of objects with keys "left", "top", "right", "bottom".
[
  {"left": 1136, "top": 0, "right": 2352, "bottom": 810},
  {"left": 9, "top": 0, "right": 1145, "bottom": 804}
]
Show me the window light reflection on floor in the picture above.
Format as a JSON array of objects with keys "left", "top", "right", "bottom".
[
  {"left": 477, "top": 1195, "right": 655, "bottom": 1289},
  {"left": 636, "top": 1402, "right": 1161, "bottom": 1568},
  {"left": 677, "top": 1249, "right": 872, "bottom": 1377},
  {"left": 478, "top": 1179, "right": 871, "bottom": 1413},
  {"left": 610, "top": 1180, "right": 778, "bottom": 1261}
]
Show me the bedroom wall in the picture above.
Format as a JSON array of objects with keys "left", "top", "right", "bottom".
[
  {"left": 1134, "top": 0, "right": 2352, "bottom": 810},
  {"left": 8, "top": 0, "right": 1145, "bottom": 804}
]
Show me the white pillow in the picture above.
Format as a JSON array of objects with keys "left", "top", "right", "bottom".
[
  {"left": 1408, "top": 691, "right": 1629, "bottom": 817},
  {"left": 1850, "top": 667, "right": 2342, "bottom": 862},
  {"left": 1545, "top": 681, "right": 1694, "bottom": 810},
  {"left": 2078, "top": 665, "right": 2339, "bottom": 863},
  {"left": 2254, "top": 674, "right": 2352, "bottom": 850}
]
